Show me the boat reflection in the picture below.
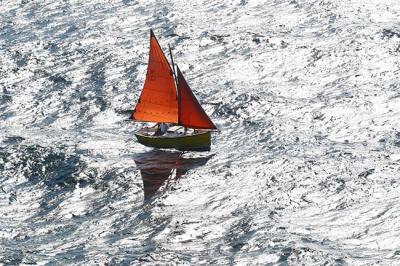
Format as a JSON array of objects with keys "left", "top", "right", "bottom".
[{"left": 133, "top": 150, "right": 213, "bottom": 200}]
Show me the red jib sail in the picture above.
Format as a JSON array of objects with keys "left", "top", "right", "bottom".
[
  {"left": 132, "top": 30, "right": 178, "bottom": 123},
  {"left": 177, "top": 66, "right": 217, "bottom": 130}
]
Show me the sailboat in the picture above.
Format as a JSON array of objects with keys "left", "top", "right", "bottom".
[{"left": 132, "top": 30, "right": 217, "bottom": 151}]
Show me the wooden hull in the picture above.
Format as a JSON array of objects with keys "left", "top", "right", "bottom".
[{"left": 135, "top": 131, "right": 211, "bottom": 151}]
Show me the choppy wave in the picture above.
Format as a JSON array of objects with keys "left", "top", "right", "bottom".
[{"left": 1, "top": 0, "right": 400, "bottom": 264}]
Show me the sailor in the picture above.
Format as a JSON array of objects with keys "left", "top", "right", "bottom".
[
  {"left": 160, "top": 123, "right": 169, "bottom": 134},
  {"left": 154, "top": 123, "right": 169, "bottom": 136}
]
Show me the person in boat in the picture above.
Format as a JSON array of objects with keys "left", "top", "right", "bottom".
[{"left": 154, "top": 123, "right": 169, "bottom": 136}]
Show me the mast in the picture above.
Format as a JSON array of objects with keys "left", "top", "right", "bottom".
[
  {"left": 168, "top": 44, "right": 181, "bottom": 125},
  {"left": 168, "top": 44, "right": 179, "bottom": 91}
]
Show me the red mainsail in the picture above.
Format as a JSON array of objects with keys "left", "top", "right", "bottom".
[
  {"left": 132, "top": 30, "right": 178, "bottom": 123},
  {"left": 176, "top": 66, "right": 217, "bottom": 130}
]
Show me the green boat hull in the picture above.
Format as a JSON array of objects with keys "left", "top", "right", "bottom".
[{"left": 135, "top": 131, "right": 211, "bottom": 151}]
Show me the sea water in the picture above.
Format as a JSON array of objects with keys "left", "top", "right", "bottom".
[{"left": 1, "top": 0, "right": 400, "bottom": 264}]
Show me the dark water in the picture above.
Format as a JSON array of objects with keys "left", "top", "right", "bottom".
[{"left": 1, "top": 0, "right": 400, "bottom": 265}]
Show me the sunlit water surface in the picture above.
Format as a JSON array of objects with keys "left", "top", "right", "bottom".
[{"left": 1, "top": 0, "right": 400, "bottom": 264}]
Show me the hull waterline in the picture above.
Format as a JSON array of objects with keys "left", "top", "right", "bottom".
[{"left": 135, "top": 131, "right": 211, "bottom": 151}]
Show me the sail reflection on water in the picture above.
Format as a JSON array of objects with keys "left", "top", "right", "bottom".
[{"left": 133, "top": 150, "right": 213, "bottom": 200}]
